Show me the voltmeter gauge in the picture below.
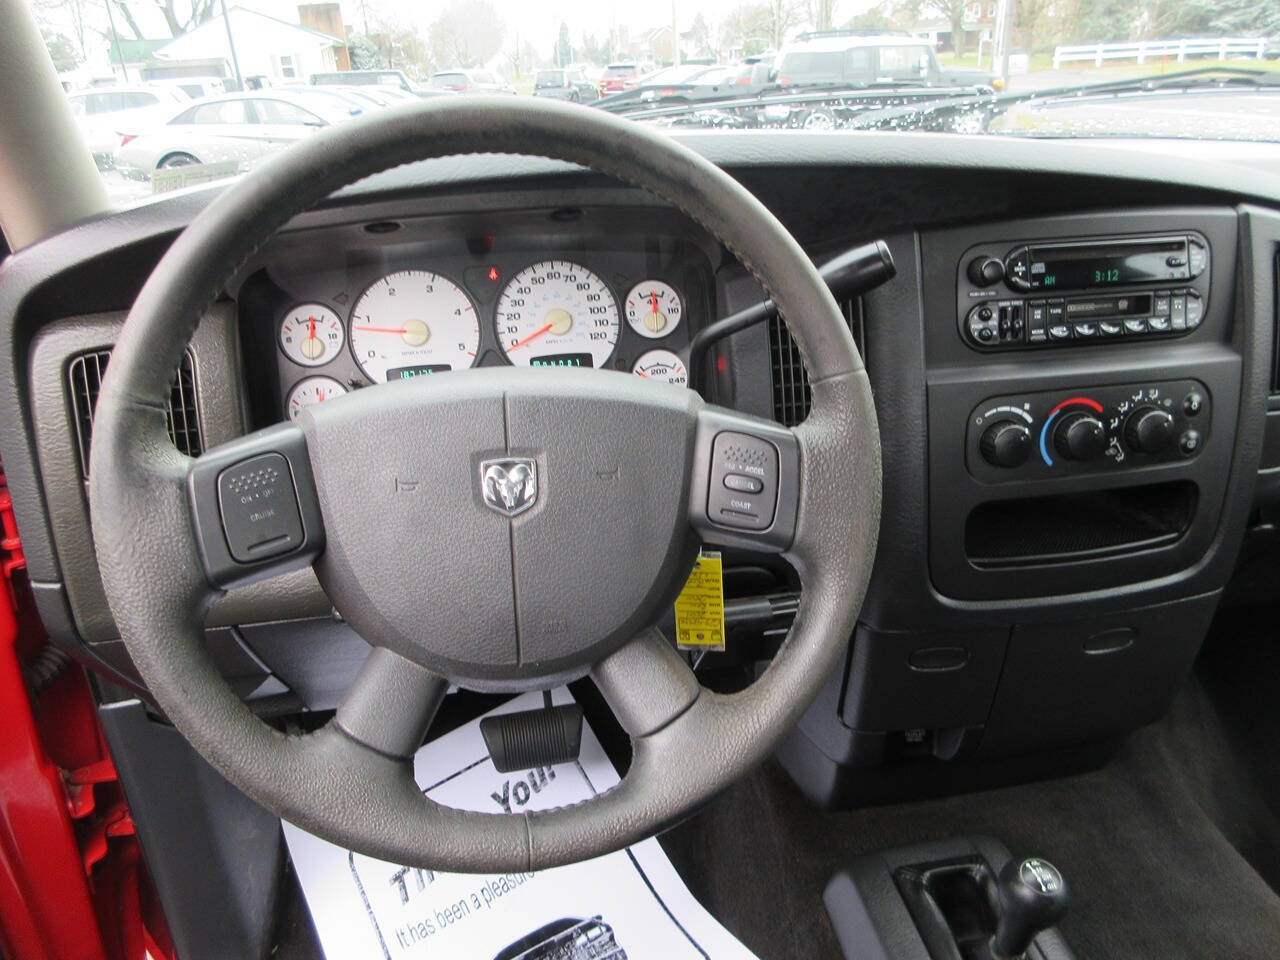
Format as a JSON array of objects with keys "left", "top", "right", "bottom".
[
  {"left": 286, "top": 376, "right": 347, "bottom": 422},
  {"left": 279, "top": 304, "right": 344, "bottom": 367},
  {"left": 624, "top": 280, "right": 682, "bottom": 338},
  {"left": 632, "top": 349, "right": 688, "bottom": 387}
]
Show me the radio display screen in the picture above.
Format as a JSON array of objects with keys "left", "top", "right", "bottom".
[{"left": 1028, "top": 238, "right": 1186, "bottom": 291}]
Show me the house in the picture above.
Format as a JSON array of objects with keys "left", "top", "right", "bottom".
[
  {"left": 152, "top": 6, "right": 344, "bottom": 85},
  {"left": 912, "top": 1, "right": 1000, "bottom": 53}
]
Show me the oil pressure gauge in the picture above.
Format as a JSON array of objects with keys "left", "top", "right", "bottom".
[
  {"left": 624, "top": 280, "right": 682, "bottom": 338},
  {"left": 279, "top": 304, "right": 344, "bottom": 367}
]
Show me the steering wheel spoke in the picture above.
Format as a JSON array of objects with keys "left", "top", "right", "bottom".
[
  {"left": 185, "top": 422, "right": 326, "bottom": 589},
  {"left": 334, "top": 647, "right": 449, "bottom": 759},
  {"left": 591, "top": 627, "right": 701, "bottom": 738},
  {"left": 687, "top": 405, "right": 801, "bottom": 553}
]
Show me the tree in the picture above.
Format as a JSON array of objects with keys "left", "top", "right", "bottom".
[
  {"left": 580, "top": 33, "right": 611, "bottom": 66},
  {"left": 153, "top": 0, "right": 216, "bottom": 38},
  {"left": 1211, "top": 0, "right": 1280, "bottom": 33},
  {"left": 32, "top": 0, "right": 104, "bottom": 61},
  {"left": 720, "top": 2, "right": 773, "bottom": 55},
  {"left": 429, "top": 0, "right": 507, "bottom": 68},
  {"left": 43, "top": 29, "right": 80, "bottom": 71},
  {"left": 923, "top": 0, "right": 967, "bottom": 56},
  {"left": 556, "top": 22, "right": 571, "bottom": 66},
  {"left": 806, "top": 0, "right": 838, "bottom": 32},
  {"left": 687, "top": 13, "right": 714, "bottom": 58},
  {"left": 767, "top": 0, "right": 804, "bottom": 47},
  {"left": 347, "top": 34, "right": 382, "bottom": 70}
]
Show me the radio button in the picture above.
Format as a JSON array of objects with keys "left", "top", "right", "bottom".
[
  {"left": 1166, "top": 255, "right": 1187, "bottom": 268},
  {"left": 1188, "top": 239, "right": 1207, "bottom": 276},
  {"left": 1048, "top": 324, "right": 1072, "bottom": 340},
  {"left": 1099, "top": 320, "right": 1123, "bottom": 336},
  {"left": 1046, "top": 299, "right": 1066, "bottom": 323},
  {"left": 1170, "top": 296, "right": 1186, "bottom": 329},
  {"left": 1123, "top": 318, "right": 1148, "bottom": 334},
  {"left": 977, "top": 327, "right": 995, "bottom": 343},
  {"left": 1006, "top": 249, "right": 1031, "bottom": 290},
  {"left": 978, "top": 306, "right": 993, "bottom": 321},
  {"left": 1185, "top": 293, "right": 1203, "bottom": 328},
  {"left": 1153, "top": 293, "right": 1171, "bottom": 317},
  {"left": 1148, "top": 315, "right": 1172, "bottom": 332},
  {"left": 1073, "top": 322, "right": 1098, "bottom": 338}
]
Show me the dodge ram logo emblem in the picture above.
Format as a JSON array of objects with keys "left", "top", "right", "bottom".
[{"left": 480, "top": 458, "right": 538, "bottom": 517}]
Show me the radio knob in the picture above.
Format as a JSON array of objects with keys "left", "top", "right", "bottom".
[
  {"left": 1053, "top": 413, "right": 1107, "bottom": 461},
  {"left": 980, "top": 420, "right": 1033, "bottom": 468},
  {"left": 968, "top": 256, "right": 1006, "bottom": 287},
  {"left": 1124, "top": 406, "right": 1176, "bottom": 454}
]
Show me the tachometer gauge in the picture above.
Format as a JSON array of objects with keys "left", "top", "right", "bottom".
[
  {"left": 286, "top": 376, "right": 347, "bottom": 422},
  {"left": 632, "top": 349, "right": 688, "bottom": 386},
  {"left": 279, "top": 303, "right": 344, "bottom": 366},
  {"left": 497, "top": 260, "right": 619, "bottom": 368},
  {"left": 349, "top": 270, "right": 479, "bottom": 382},
  {"left": 624, "top": 280, "right": 682, "bottom": 338}
]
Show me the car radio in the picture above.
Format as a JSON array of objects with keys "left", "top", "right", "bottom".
[{"left": 956, "top": 233, "right": 1209, "bottom": 350}]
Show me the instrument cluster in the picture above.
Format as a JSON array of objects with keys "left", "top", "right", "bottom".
[{"left": 263, "top": 247, "right": 705, "bottom": 422}]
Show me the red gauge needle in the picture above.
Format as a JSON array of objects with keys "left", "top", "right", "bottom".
[
  {"left": 308, "top": 315, "right": 316, "bottom": 340},
  {"left": 508, "top": 322, "right": 554, "bottom": 351},
  {"left": 650, "top": 292, "right": 659, "bottom": 315},
  {"left": 353, "top": 325, "right": 411, "bottom": 334}
]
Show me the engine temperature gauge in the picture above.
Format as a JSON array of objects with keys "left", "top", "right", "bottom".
[
  {"left": 286, "top": 376, "right": 347, "bottom": 422},
  {"left": 280, "top": 304, "right": 344, "bottom": 367},
  {"left": 632, "top": 349, "right": 688, "bottom": 387},
  {"left": 624, "top": 280, "right": 682, "bottom": 338}
]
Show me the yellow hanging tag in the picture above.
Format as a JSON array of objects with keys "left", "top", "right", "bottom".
[{"left": 674, "top": 551, "right": 726, "bottom": 651}]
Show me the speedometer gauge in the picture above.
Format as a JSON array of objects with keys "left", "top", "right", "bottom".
[
  {"left": 496, "top": 260, "right": 619, "bottom": 368},
  {"left": 349, "top": 270, "right": 479, "bottom": 382}
]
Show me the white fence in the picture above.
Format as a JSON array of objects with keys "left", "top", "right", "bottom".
[{"left": 1052, "top": 38, "right": 1268, "bottom": 70}]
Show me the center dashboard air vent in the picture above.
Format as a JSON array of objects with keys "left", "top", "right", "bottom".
[
  {"left": 68, "top": 348, "right": 202, "bottom": 478},
  {"left": 769, "top": 297, "right": 865, "bottom": 427}
]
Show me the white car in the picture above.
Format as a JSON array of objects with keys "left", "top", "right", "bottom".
[
  {"left": 66, "top": 85, "right": 192, "bottom": 169},
  {"left": 115, "top": 91, "right": 362, "bottom": 183}
]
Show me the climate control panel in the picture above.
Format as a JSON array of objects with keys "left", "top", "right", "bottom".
[{"left": 966, "top": 380, "right": 1209, "bottom": 483}]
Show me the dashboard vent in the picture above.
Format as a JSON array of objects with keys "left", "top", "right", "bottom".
[
  {"left": 69, "top": 348, "right": 202, "bottom": 478},
  {"left": 770, "top": 297, "right": 865, "bottom": 427}
]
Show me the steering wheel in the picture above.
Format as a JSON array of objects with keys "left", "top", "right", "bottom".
[{"left": 89, "top": 98, "right": 880, "bottom": 872}]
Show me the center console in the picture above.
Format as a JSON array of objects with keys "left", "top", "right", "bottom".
[{"left": 775, "top": 205, "right": 1272, "bottom": 809}]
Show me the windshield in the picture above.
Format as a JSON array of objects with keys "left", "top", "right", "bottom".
[{"left": 29, "top": 0, "right": 1279, "bottom": 208}]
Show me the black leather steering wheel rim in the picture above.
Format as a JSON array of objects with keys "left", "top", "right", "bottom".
[{"left": 89, "top": 97, "right": 881, "bottom": 871}]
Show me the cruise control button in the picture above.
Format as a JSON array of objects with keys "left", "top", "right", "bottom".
[
  {"left": 723, "top": 473, "right": 763, "bottom": 493},
  {"left": 1123, "top": 318, "right": 1147, "bottom": 334},
  {"left": 216, "top": 453, "right": 304, "bottom": 563}
]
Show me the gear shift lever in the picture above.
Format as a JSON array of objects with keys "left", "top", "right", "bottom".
[{"left": 990, "top": 857, "right": 1070, "bottom": 959}]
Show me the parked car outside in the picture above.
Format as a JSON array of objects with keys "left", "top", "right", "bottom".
[
  {"left": 598, "top": 62, "right": 641, "bottom": 94},
  {"left": 114, "top": 91, "right": 361, "bottom": 183},
  {"left": 66, "top": 84, "right": 192, "bottom": 170},
  {"left": 310, "top": 69, "right": 421, "bottom": 94},
  {"left": 773, "top": 32, "right": 994, "bottom": 88},
  {"left": 533, "top": 68, "right": 600, "bottom": 102},
  {"left": 429, "top": 69, "right": 515, "bottom": 94}
]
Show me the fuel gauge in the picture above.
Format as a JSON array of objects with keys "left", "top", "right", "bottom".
[{"left": 280, "top": 304, "right": 344, "bottom": 367}]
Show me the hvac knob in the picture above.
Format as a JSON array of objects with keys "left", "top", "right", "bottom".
[
  {"left": 980, "top": 420, "right": 1032, "bottom": 468},
  {"left": 1053, "top": 413, "right": 1107, "bottom": 461},
  {"left": 968, "top": 256, "right": 1006, "bottom": 287},
  {"left": 1124, "top": 406, "right": 1176, "bottom": 454}
]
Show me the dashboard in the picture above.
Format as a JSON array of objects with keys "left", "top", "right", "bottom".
[{"left": 2, "top": 132, "right": 1280, "bottom": 813}]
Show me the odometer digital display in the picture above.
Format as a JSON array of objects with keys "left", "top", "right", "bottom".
[
  {"left": 496, "top": 260, "right": 620, "bottom": 368},
  {"left": 530, "top": 353, "right": 593, "bottom": 368},
  {"left": 386, "top": 364, "right": 452, "bottom": 379}
]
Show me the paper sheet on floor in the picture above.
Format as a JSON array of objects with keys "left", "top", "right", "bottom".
[{"left": 283, "top": 688, "right": 758, "bottom": 960}]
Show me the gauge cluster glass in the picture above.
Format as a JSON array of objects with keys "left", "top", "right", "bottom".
[
  {"left": 625, "top": 280, "right": 683, "bottom": 338},
  {"left": 349, "top": 270, "right": 480, "bottom": 382},
  {"left": 632, "top": 349, "right": 688, "bottom": 385},
  {"left": 496, "top": 260, "right": 620, "bottom": 368},
  {"left": 286, "top": 376, "right": 347, "bottom": 421},
  {"left": 279, "top": 304, "right": 344, "bottom": 367}
]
